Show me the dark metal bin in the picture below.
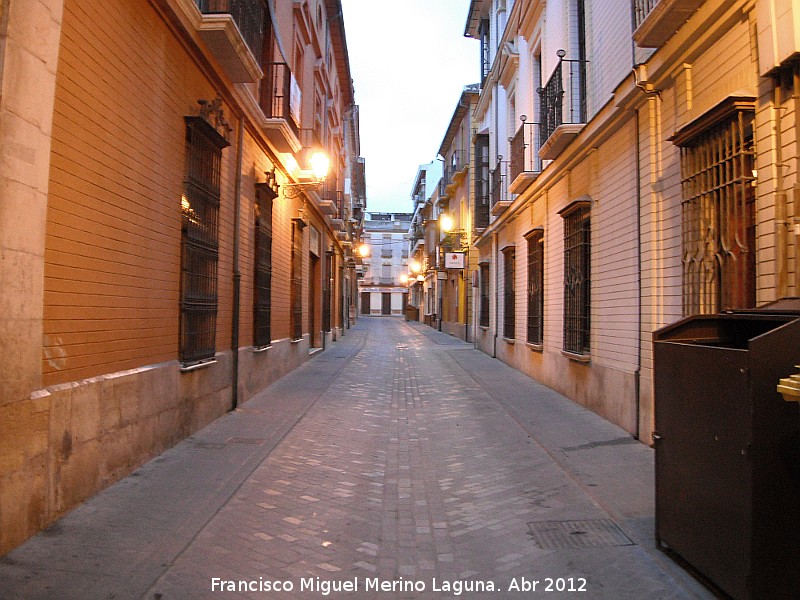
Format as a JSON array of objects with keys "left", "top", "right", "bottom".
[{"left": 653, "top": 304, "right": 800, "bottom": 599}]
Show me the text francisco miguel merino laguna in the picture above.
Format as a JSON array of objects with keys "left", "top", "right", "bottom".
[{"left": 211, "top": 576, "right": 588, "bottom": 594}]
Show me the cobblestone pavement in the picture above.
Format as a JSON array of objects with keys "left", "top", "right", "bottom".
[{"left": 0, "top": 318, "right": 713, "bottom": 600}]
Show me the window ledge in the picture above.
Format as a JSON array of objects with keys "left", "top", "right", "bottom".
[
  {"left": 502, "top": 337, "right": 516, "bottom": 345},
  {"left": 253, "top": 344, "right": 272, "bottom": 354},
  {"left": 561, "top": 350, "right": 590, "bottom": 364},
  {"left": 179, "top": 358, "right": 218, "bottom": 373},
  {"left": 479, "top": 325, "right": 490, "bottom": 331},
  {"left": 526, "top": 342, "right": 544, "bottom": 353},
  {"left": 290, "top": 338, "right": 304, "bottom": 344}
]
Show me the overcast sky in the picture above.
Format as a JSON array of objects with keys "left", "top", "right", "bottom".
[{"left": 339, "top": 0, "right": 477, "bottom": 214}]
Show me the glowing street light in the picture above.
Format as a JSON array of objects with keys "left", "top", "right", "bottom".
[
  {"left": 310, "top": 151, "right": 330, "bottom": 181},
  {"left": 439, "top": 214, "right": 454, "bottom": 233}
]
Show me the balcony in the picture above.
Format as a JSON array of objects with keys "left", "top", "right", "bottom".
[
  {"left": 319, "top": 189, "right": 344, "bottom": 219},
  {"left": 443, "top": 150, "right": 469, "bottom": 196},
  {"left": 509, "top": 120, "right": 542, "bottom": 194},
  {"left": 256, "top": 62, "right": 302, "bottom": 153},
  {"left": 195, "top": 0, "right": 265, "bottom": 83},
  {"left": 633, "top": 0, "right": 704, "bottom": 48},
  {"left": 538, "top": 52, "right": 588, "bottom": 161},
  {"left": 490, "top": 160, "right": 511, "bottom": 216}
]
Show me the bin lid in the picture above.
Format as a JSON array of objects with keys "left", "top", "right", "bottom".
[{"left": 726, "top": 297, "right": 800, "bottom": 316}]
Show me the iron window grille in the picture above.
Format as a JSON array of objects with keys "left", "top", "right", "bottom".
[
  {"left": 561, "top": 201, "right": 590, "bottom": 355},
  {"left": 180, "top": 118, "right": 228, "bottom": 364},
  {"left": 290, "top": 219, "right": 304, "bottom": 340},
  {"left": 526, "top": 230, "right": 544, "bottom": 345},
  {"left": 479, "top": 263, "right": 490, "bottom": 327},
  {"left": 323, "top": 251, "right": 333, "bottom": 332},
  {"left": 474, "top": 134, "right": 490, "bottom": 229},
  {"left": 253, "top": 185, "right": 276, "bottom": 347},
  {"left": 479, "top": 18, "right": 491, "bottom": 85},
  {"left": 676, "top": 104, "right": 756, "bottom": 315},
  {"left": 503, "top": 247, "right": 516, "bottom": 339}
]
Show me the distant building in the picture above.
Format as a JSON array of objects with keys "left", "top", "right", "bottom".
[
  {"left": 359, "top": 213, "right": 413, "bottom": 316},
  {"left": 408, "top": 161, "right": 444, "bottom": 326}
]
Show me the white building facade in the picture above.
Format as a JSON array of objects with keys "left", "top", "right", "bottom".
[
  {"left": 465, "top": 0, "right": 800, "bottom": 444},
  {"left": 359, "top": 212, "right": 413, "bottom": 316}
]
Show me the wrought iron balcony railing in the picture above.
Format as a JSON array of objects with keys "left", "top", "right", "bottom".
[
  {"left": 196, "top": 0, "right": 266, "bottom": 60},
  {"left": 260, "top": 62, "right": 299, "bottom": 135},
  {"left": 510, "top": 120, "right": 542, "bottom": 181},
  {"left": 490, "top": 160, "right": 510, "bottom": 208},
  {"left": 538, "top": 51, "right": 588, "bottom": 146},
  {"left": 444, "top": 149, "right": 469, "bottom": 188},
  {"left": 633, "top": 0, "right": 659, "bottom": 29}
]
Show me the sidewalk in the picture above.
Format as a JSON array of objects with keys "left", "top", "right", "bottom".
[{"left": 0, "top": 319, "right": 713, "bottom": 599}]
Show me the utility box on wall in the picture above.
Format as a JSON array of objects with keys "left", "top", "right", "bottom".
[{"left": 653, "top": 303, "right": 800, "bottom": 599}]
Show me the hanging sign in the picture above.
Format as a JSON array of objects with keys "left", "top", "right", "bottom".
[{"left": 444, "top": 252, "right": 466, "bottom": 269}]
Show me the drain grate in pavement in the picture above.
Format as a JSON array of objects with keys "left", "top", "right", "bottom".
[
  {"left": 227, "top": 437, "right": 266, "bottom": 445},
  {"left": 527, "top": 519, "right": 634, "bottom": 549}
]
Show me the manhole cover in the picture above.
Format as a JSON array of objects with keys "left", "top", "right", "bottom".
[{"left": 527, "top": 519, "right": 634, "bottom": 549}]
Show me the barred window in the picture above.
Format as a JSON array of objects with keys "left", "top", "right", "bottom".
[
  {"left": 474, "top": 134, "right": 490, "bottom": 229},
  {"left": 180, "top": 118, "right": 228, "bottom": 364},
  {"left": 479, "top": 264, "right": 491, "bottom": 327},
  {"left": 323, "top": 251, "right": 333, "bottom": 332},
  {"left": 290, "top": 219, "right": 304, "bottom": 340},
  {"left": 676, "top": 103, "right": 756, "bottom": 315},
  {"left": 561, "top": 201, "right": 590, "bottom": 355},
  {"left": 526, "top": 229, "right": 544, "bottom": 345},
  {"left": 254, "top": 185, "right": 276, "bottom": 347},
  {"left": 503, "top": 247, "right": 515, "bottom": 339}
]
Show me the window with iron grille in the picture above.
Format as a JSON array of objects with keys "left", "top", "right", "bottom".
[
  {"left": 479, "top": 19, "right": 490, "bottom": 85},
  {"left": 479, "top": 263, "right": 490, "bottom": 327},
  {"left": 180, "top": 118, "right": 228, "bottom": 364},
  {"left": 676, "top": 104, "right": 756, "bottom": 315},
  {"left": 561, "top": 201, "right": 590, "bottom": 355},
  {"left": 474, "top": 134, "right": 490, "bottom": 229},
  {"left": 290, "top": 219, "right": 304, "bottom": 340},
  {"left": 253, "top": 185, "right": 275, "bottom": 347},
  {"left": 323, "top": 251, "right": 333, "bottom": 332},
  {"left": 502, "top": 247, "right": 515, "bottom": 339},
  {"left": 526, "top": 230, "right": 544, "bottom": 345}
]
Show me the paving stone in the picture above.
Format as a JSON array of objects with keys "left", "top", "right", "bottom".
[{"left": 0, "top": 320, "right": 714, "bottom": 600}]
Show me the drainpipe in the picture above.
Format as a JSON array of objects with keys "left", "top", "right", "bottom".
[
  {"left": 775, "top": 80, "right": 789, "bottom": 298},
  {"left": 230, "top": 119, "right": 244, "bottom": 410},
  {"left": 493, "top": 231, "right": 499, "bottom": 358},
  {"left": 634, "top": 108, "right": 642, "bottom": 441},
  {"left": 794, "top": 63, "right": 800, "bottom": 296}
]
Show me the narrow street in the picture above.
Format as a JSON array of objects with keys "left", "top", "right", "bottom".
[{"left": 0, "top": 319, "right": 712, "bottom": 599}]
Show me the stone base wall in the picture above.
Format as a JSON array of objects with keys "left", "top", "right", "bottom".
[{"left": 0, "top": 344, "right": 317, "bottom": 555}]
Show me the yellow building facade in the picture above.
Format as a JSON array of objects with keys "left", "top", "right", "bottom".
[{"left": 0, "top": 0, "right": 363, "bottom": 554}]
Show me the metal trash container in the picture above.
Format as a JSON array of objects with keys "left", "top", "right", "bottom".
[{"left": 653, "top": 301, "right": 800, "bottom": 599}]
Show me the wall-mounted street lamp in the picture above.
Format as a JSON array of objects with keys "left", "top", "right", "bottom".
[
  {"left": 282, "top": 151, "right": 330, "bottom": 199},
  {"left": 357, "top": 242, "right": 370, "bottom": 258}
]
